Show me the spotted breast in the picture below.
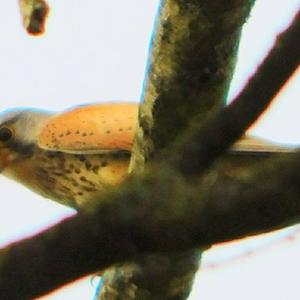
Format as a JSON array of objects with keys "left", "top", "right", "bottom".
[{"left": 0, "top": 103, "right": 138, "bottom": 208}]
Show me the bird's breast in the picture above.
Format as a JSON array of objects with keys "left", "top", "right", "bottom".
[{"left": 8, "top": 149, "right": 131, "bottom": 208}]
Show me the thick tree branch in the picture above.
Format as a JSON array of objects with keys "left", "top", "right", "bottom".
[
  {"left": 1, "top": 151, "right": 300, "bottom": 299},
  {"left": 123, "top": 1, "right": 255, "bottom": 299},
  {"left": 98, "top": 250, "right": 201, "bottom": 300},
  {"left": 108, "top": 1, "right": 256, "bottom": 299},
  {"left": 130, "top": 0, "right": 255, "bottom": 173}
]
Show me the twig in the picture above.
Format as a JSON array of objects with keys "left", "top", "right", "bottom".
[{"left": 19, "top": 0, "right": 49, "bottom": 35}]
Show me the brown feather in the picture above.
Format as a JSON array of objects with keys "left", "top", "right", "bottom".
[
  {"left": 232, "top": 135, "right": 297, "bottom": 153},
  {"left": 38, "top": 103, "right": 138, "bottom": 154}
]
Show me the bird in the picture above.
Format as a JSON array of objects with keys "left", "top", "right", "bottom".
[
  {"left": 0, "top": 102, "right": 295, "bottom": 209},
  {"left": 0, "top": 103, "right": 138, "bottom": 208}
]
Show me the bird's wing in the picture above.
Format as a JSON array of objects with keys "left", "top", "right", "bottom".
[
  {"left": 231, "top": 135, "right": 297, "bottom": 154},
  {"left": 37, "top": 103, "right": 138, "bottom": 154},
  {"left": 38, "top": 102, "right": 296, "bottom": 155}
]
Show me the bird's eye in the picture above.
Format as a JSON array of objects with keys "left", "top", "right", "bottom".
[{"left": 0, "top": 127, "right": 13, "bottom": 142}]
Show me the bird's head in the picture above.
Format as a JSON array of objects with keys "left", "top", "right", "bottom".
[{"left": 0, "top": 109, "right": 51, "bottom": 172}]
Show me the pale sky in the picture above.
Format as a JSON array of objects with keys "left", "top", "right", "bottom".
[{"left": 0, "top": 1, "right": 300, "bottom": 299}]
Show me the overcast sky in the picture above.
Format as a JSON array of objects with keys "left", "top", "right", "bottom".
[{"left": 0, "top": 1, "right": 300, "bottom": 299}]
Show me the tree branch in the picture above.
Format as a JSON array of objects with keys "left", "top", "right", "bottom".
[
  {"left": 170, "top": 7, "right": 300, "bottom": 176},
  {"left": 1, "top": 151, "right": 300, "bottom": 299},
  {"left": 117, "top": 1, "right": 255, "bottom": 299},
  {"left": 130, "top": 0, "right": 255, "bottom": 172}
]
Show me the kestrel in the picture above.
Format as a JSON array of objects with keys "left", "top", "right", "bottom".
[
  {"left": 0, "top": 103, "right": 137, "bottom": 208},
  {"left": 0, "top": 102, "right": 294, "bottom": 209}
]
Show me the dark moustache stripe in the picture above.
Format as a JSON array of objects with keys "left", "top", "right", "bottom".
[{"left": 7, "top": 140, "right": 35, "bottom": 158}]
